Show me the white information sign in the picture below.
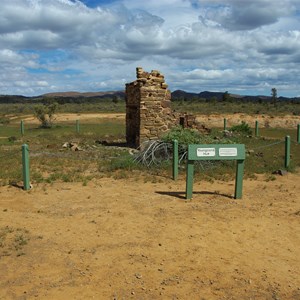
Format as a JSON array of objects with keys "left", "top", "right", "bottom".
[
  {"left": 219, "top": 147, "right": 238, "bottom": 157},
  {"left": 197, "top": 148, "right": 216, "bottom": 157}
]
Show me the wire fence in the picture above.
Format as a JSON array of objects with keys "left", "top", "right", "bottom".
[
  {"left": 133, "top": 140, "right": 227, "bottom": 171},
  {"left": 133, "top": 138, "right": 292, "bottom": 170},
  {"left": 0, "top": 121, "right": 299, "bottom": 188},
  {"left": 0, "top": 119, "right": 126, "bottom": 142},
  {"left": 249, "top": 140, "right": 285, "bottom": 151}
]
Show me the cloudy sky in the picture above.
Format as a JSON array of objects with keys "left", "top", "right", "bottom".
[{"left": 0, "top": 0, "right": 300, "bottom": 97}]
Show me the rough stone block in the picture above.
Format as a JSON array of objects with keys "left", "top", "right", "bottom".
[
  {"left": 161, "top": 100, "right": 171, "bottom": 108},
  {"left": 140, "top": 128, "right": 150, "bottom": 135},
  {"left": 152, "top": 77, "right": 165, "bottom": 83},
  {"left": 160, "top": 125, "right": 168, "bottom": 131}
]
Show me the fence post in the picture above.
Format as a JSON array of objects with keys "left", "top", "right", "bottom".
[
  {"left": 223, "top": 118, "right": 227, "bottom": 131},
  {"left": 22, "top": 144, "right": 30, "bottom": 190},
  {"left": 76, "top": 120, "right": 80, "bottom": 134},
  {"left": 20, "top": 120, "right": 24, "bottom": 136},
  {"left": 173, "top": 139, "right": 178, "bottom": 180},
  {"left": 297, "top": 124, "right": 300, "bottom": 144},
  {"left": 255, "top": 120, "right": 259, "bottom": 137},
  {"left": 285, "top": 135, "right": 291, "bottom": 169}
]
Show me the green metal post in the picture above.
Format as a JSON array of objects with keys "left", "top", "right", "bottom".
[
  {"left": 223, "top": 118, "right": 227, "bottom": 131},
  {"left": 297, "top": 124, "right": 300, "bottom": 144},
  {"left": 234, "top": 160, "right": 244, "bottom": 199},
  {"left": 255, "top": 120, "right": 259, "bottom": 137},
  {"left": 285, "top": 135, "right": 291, "bottom": 169},
  {"left": 76, "top": 120, "right": 80, "bottom": 134},
  {"left": 173, "top": 139, "right": 178, "bottom": 180},
  {"left": 20, "top": 120, "right": 24, "bottom": 136},
  {"left": 185, "top": 160, "right": 194, "bottom": 200},
  {"left": 22, "top": 144, "right": 30, "bottom": 190}
]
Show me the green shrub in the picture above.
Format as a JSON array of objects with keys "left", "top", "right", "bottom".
[
  {"left": 34, "top": 102, "right": 58, "bottom": 128},
  {"left": 0, "top": 116, "right": 10, "bottom": 125},
  {"left": 161, "top": 126, "right": 233, "bottom": 145},
  {"left": 230, "top": 121, "right": 252, "bottom": 136},
  {"left": 161, "top": 126, "right": 204, "bottom": 145},
  {"left": 8, "top": 136, "right": 17, "bottom": 143}
]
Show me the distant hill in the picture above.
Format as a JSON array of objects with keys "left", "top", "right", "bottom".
[
  {"left": 0, "top": 91, "right": 126, "bottom": 104},
  {"left": 171, "top": 90, "right": 300, "bottom": 103},
  {"left": 0, "top": 90, "right": 299, "bottom": 104},
  {"left": 42, "top": 91, "right": 125, "bottom": 98}
]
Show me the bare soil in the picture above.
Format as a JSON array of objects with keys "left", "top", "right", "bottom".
[
  {"left": 0, "top": 173, "right": 299, "bottom": 299},
  {"left": 20, "top": 113, "right": 125, "bottom": 124},
  {"left": 16, "top": 112, "right": 300, "bottom": 128},
  {"left": 196, "top": 114, "right": 300, "bottom": 129}
]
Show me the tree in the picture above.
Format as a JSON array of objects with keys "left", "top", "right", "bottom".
[
  {"left": 34, "top": 102, "right": 58, "bottom": 128},
  {"left": 271, "top": 88, "right": 277, "bottom": 106},
  {"left": 210, "top": 96, "right": 218, "bottom": 104},
  {"left": 112, "top": 95, "right": 119, "bottom": 104},
  {"left": 222, "top": 91, "right": 230, "bottom": 102}
]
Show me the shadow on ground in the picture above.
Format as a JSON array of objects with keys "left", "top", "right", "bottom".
[{"left": 155, "top": 190, "right": 234, "bottom": 200}]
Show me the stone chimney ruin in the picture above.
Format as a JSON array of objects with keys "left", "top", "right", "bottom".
[
  {"left": 125, "top": 67, "right": 177, "bottom": 148},
  {"left": 125, "top": 67, "right": 208, "bottom": 148}
]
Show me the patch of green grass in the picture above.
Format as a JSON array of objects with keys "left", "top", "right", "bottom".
[
  {"left": 0, "top": 125, "right": 21, "bottom": 142},
  {"left": 79, "top": 121, "right": 125, "bottom": 137},
  {"left": 260, "top": 128, "right": 298, "bottom": 141},
  {"left": 0, "top": 151, "right": 22, "bottom": 185},
  {"left": 0, "top": 112, "right": 299, "bottom": 186},
  {"left": 105, "top": 153, "right": 139, "bottom": 172},
  {"left": 241, "top": 132, "right": 300, "bottom": 174}
]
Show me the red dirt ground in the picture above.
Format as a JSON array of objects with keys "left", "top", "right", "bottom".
[{"left": 0, "top": 172, "right": 299, "bottom": 299}]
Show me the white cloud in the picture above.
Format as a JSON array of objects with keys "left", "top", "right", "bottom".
[
  {"left": 0, "top": 0, "right": 299, "bottom": 96},
  {"left": 192, "top": 0, "right": 299, "bottom": 30},
  {"left": 36, "top": 81, "right": 49, "bottom": 87},
  {"left": 0, "top": 49, "right": 38, "bottom": 67}
]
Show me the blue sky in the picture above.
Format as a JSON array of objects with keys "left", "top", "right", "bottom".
[{"left": 0, "top": 0, "right": 300, "bottom": 97}]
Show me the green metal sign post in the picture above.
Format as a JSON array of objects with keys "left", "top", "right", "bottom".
[
  {"left": 255, "top": 121, "right": 259, "bottom": 137},
  {"left": 297, "top": 124, "right": 300, "bottom": 144},
  {"left": 186, "top": 144, "right": 245, "bottom": 200},
  {"left": 76, "top": 120, "right": 80, "bottom": 134},
  {"left": 20, "top": 120, "right": 25, "bottom": 136},
  {"left": 223, "top": 118, "right": 227, "bottom": 131},
  {"left": 285, "top": 135, "right": 290, "bottom": 169},
  {"left": 22, "top": 144, "right": 30, "bottom": 190},
  {"left": 173, "top": 139, "right": 178, "bottom": 180}
]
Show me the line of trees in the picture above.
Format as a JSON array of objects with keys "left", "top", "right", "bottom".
[{"left": 0, "top": 95, "right": 126, "bottom": 105}]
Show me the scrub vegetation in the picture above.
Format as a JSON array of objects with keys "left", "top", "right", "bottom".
[{"left": 0, "top": 100, "right": 299, "bottom": 186}]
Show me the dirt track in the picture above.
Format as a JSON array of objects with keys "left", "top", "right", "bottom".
[{"left": 0, "top": 173, "right": 299, "bottom": 299}]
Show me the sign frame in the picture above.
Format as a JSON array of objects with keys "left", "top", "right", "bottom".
[{"left": 186, "top": 144, "right": 245, "bottom": 200}]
